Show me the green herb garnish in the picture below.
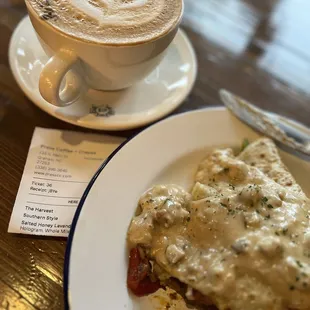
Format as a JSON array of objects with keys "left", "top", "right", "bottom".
[
  {"left": 229, "top": 184, "right": 235, "bottom": 190},
  {"left": 228, "top": 209, "right": 236, "bottom": 215},
  {"left": 241, "top": 138, "right": 250, "bottom": 152}
]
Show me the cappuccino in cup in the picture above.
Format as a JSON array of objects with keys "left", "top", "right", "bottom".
[
  {"left": 26, "top": 0, "right": 183, "bottom": 45},
  {"left": 25, "top": 0, "right": 183, "bottom": 107}
]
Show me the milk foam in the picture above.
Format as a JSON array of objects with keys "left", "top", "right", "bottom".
[
  {"left": 27, "top": 0, "right": 182, "bottom": 45},
  {"left": 71, "top": 0, "right": 154, "bottom": 26}
]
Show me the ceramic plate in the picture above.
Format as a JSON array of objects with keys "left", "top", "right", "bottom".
[{"left": 64, "top": 108, "right": 310, "bottom": 309}]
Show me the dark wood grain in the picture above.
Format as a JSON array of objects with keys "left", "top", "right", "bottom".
[{"left": 1, "top": 0, "right": 310, "bottom": 309}]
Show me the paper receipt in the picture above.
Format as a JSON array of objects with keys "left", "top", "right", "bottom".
[{"left": 8, "top": 127, "right": 125, "bottom": 237}]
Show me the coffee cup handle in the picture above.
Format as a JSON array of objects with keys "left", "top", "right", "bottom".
[{"left": 39, "top": 49, "right": 83, "bottom": 107}]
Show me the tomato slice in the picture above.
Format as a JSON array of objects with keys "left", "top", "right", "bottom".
[
  {"left": 127, "top": 247, "right": 161, "bottom": 296},
  {"left": 127, "top": 248, "right": 148, "bottom": 291}
]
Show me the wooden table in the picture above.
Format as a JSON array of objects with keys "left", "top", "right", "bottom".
[{"left": 1, "top": 0, "right": 310, "bottom": 309}]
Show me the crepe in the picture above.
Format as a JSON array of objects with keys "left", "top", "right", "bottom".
[
  {"left": 238, "top": 137, "right": 306, "bottom": 199},
  {"left": 127, "top": 138, "right": 310, "bottom": 310}
]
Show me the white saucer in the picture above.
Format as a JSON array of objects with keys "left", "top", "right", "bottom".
[{"left": 9, "top": 16, "right": 197, "bottom": 131}]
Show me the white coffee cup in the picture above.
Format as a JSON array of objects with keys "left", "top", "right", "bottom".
[{"left": 25, "top": 1, "right": 183, "bottom": 107}]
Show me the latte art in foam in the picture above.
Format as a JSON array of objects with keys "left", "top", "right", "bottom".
[
  {"left": 26, "top": 0, "right": 183, "bottom": 45},
  {"left": 71, "top": 0, "right": 157, "bottom": 25}
]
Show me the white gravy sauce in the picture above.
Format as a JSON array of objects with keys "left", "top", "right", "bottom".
[{"left": 128, "top": 149, "right": 310, "bottom": 310}]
